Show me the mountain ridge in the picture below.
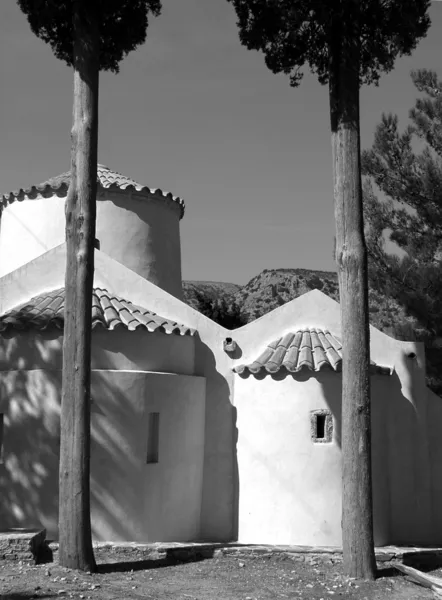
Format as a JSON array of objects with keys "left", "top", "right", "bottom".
[
  {"left": 183, "top": 266, "right": 417, "bottom": 338},
  {"left": 183, "top": 267, "right": 441, "bottom": 395}
]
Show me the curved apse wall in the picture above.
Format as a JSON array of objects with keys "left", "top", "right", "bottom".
[{"left": 0, "top": 189, "right": 183, "bottom": 299}]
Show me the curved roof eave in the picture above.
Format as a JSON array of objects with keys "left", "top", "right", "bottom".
[
  {"left": 1, "top": 164, "right": 185, "bottom": 219},
  {"left": 233, "top": 328, "right": 393, "bottom": 377}
]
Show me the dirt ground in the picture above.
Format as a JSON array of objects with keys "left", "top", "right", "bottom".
[{"left": 0, "top": 547, "right": 436, "bottom": 600}]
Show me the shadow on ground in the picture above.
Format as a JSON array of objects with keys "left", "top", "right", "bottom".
[
  {"left": 97, "top": 550, "right": 211, "bottom": 574},
  {"left": 402, "top": 551, "right": 442, "bottom": 572},
  {"left": 2, "top": 594, "right": 58, "bottom": 599},
  {"left": 94, "top": 542, "right": 270, "bottom": 574},
  {"left": 36, "top": 541, "right": 53, "bottom": 564},
  {"left": 376, "top": 566, "right": 403, "bottom": 579}
]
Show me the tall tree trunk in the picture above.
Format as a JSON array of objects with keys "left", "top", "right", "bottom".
[
  {"left": 329, "top": 1, "right": 376, "bottom": 580},
  {"left": 58, "top": 0, "right": 99, "bottom": 572}
]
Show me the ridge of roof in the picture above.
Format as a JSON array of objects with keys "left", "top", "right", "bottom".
[
  {"left": 1, "top": 164, "right": 185, "bottom": 219},
  {"left": 0, "top": 287, "right": 195, "bottom": 336},
  {"left": 234, "top": 328, "right": 393, "bottom": 376}
]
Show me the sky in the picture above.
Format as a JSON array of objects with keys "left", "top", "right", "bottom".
[{"left": 1, "top": 2, "right": 442, "bottom": 285}]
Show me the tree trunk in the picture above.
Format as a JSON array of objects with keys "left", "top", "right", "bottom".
[
  {"left": 328, "top": 1, "right": 376, "bottom": 580},
  {"left": 58, "top": 0, "right": 99, "bottom": 572}
]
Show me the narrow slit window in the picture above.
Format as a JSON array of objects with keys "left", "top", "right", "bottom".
[
  {"left": 310, "top": 410, "right": 333, "bottom": 443},
  {"left": 146, "top": 412, "right": 159, "bottom": 464},
  {"left": 316, "top": 414, "right": 326, "bottom": 440},
  {"left": 0, "top": 414, "right": 4, "bottom": 464}
]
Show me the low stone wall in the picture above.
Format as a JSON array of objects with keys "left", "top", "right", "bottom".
[
  {"left": 47, "top": 541, "right": 442, "bottom": 569},
  {"left": 0, "top": 529, "right": 46, "bottom": 563}
]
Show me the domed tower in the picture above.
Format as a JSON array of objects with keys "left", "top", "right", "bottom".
[{"left": 0, "top": 164, "right": 185, "bottom": 298}]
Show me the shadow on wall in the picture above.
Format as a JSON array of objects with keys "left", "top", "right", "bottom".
[
  {"left": 89, "top": 371, "right": 144, "bottom": 542},
  {"left": 0, "top": 329, "right": 143, "bottom": 540},
  {"left": 380, "top": 369, "right": 437, "bottom": 546},
  {"left": 0, "top": 326, "right": 215, "bottom": 544},
  {"left": 194, "top": 338, "right": 239, "bottom": 543},
  {"left": 0, "top": 325, "right": 437, "bottom": 548},
  {"left": 232, "top": 404, "right": 239, "bottom": 541},
  {"left": 0, "top": 331, "right": 62, "bottom": 538}
]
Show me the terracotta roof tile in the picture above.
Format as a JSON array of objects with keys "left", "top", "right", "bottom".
[
  {"left": 234, "top": 328, "right": 392, "bottom": 376},
  {"left": 1, "top": 164, "right": 185, "bottom": 219},
  {"left": 0, "top": 288, "right": 195, "bottom": 336}
]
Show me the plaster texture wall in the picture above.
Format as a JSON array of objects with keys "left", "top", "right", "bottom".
[
  {"left": 234, "top": 371, "right": 343, "bottom": 546},
  {"left": 426, "top": 386, "right": 442, "bottom": 543},
  {"left": 94, "top": 191, "right": 183, "bottom": 299},
  {"left": 381, "top": 344, "right": 435, "bottom": 545},
  {"left": 91, "top": 371, "right": 205, "bottom": 542},
  {"left": 0, "top": 196, "right": 64, "bottom": 278},
  {"left": 233, "top": 367, "right": 434, "bottom": 547},
  {"left": 230, "top": 292, "right": 441, "bottom": 547},
  {"left": 1, "top": 245, "right": 439, "bottom": 546},
  {"left": 0, "top": 246, "right": 235, "bottom": 541},
  {"left": 93, "top": 250, "right": 238, "bottom": 542},
  {"left": 0, "top": 189, "right": 183, "bottom": 298},
  {"left": 0, "top": 244, "right": 67, "bottom": 315},
  {"left": 0, "top": 368, "right": 205, "bottom": 542},
  {"left": 0, "top": 368, "right": 62, "bottom": 538},
  {"left": 92, "top": 328, "right": 195, "bottom": 374},
  {"left": 0, "top": 294, "right": 200, "bottom": 542},
  {"left": 0, "top": 328, "right": 195, "bottom": 376},
  {"left": 85, "top": 249, "right": 442, "bottom": 545}
]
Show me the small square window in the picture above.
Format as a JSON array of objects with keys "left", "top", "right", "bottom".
[
  {"left": 146, "top": 412, "right": 159, "bottom": 464},
  {"left": 310, "top": 410, "right": 333, "bottom": 443}
]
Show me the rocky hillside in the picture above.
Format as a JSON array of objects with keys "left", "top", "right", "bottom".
[
  {"left": 233, "top": 268, "right": 339, "bottom": 323},
  {"left": 183, "top": 267, "right": 417, "bottom": 338},
  {"left": 184, "top": 268, "right": 441, "bottom": 395}
]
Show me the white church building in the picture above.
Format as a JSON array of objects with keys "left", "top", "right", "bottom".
[{"left": 0, "top": 164, "right": 441, "bottom": 548}]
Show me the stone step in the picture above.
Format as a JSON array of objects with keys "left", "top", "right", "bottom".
[{"left": 0, "top": 528, "right": 46, "bottom": 564}]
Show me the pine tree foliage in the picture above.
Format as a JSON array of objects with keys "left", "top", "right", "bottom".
[
  {"left": 226, "top": 1, "right": 430, "bottom": 87},
  {"left": 362, "top": 70, "right": 442, "bottom": 338},
  {"left": 362, "top": 69, "right": 442, "bottom": 395},
  {"left": 17, "top": 0, "right": 161, "bottom": 72},
  {"left": 192, "top": 290, "right": 247, "bottom": 330}
]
